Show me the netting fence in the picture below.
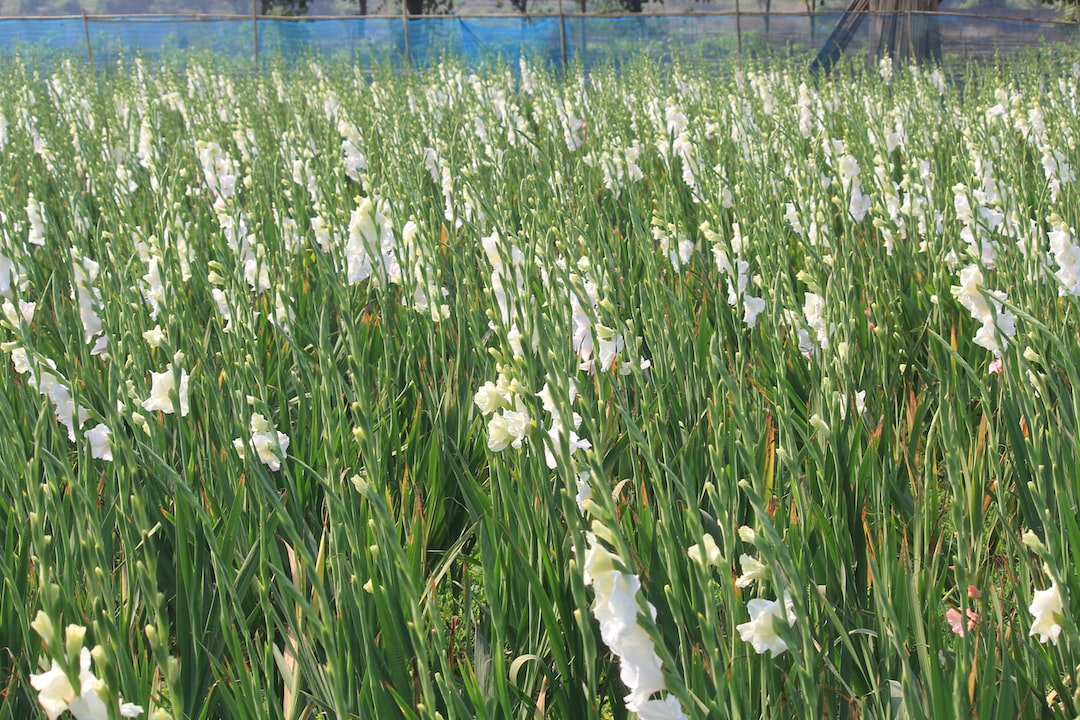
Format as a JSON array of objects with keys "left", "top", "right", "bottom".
[{"left": 0, "top": 9, "right": 1076, "bottom": 69}]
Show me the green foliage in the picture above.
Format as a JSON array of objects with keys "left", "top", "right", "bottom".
[{"left": 1, "top": 47, "right": 1080, "bottom": 720}]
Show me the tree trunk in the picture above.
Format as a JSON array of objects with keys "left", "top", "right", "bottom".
[{"left": 868, "top": 0, "right": 940, "bottom": 62}]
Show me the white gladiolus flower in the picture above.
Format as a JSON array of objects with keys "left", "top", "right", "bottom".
[
  {"left": 743, "top": 295, "right": 766, "bottom": 329},
  {"left": 1048, "top": 218, "right": 1080, "bottom": 296},
  {"left": 583, "top": 533, "right": 685, "bottom": 719},
  {"left": 838, "top": 154, "right": 860, "bottom": 186},
  {"left": 737, "top": 592, "right": 797, "bottom": 657},
  {"left": 506, "top": 324, "right": 524, "bottom": 358},
  {"left": 6, "top": 349, "right": 87, "bottom": 440},
  {"left": 473, "top": 382, "right": 506, "bottom": 415},
  {"left": 735, "top": 554, "right": 769, "bottom": 588},
  {"left": 878, "top": 55, "right": 893, "bottom": 81},
  {"left": 634, "top": 695, "right": 689, "bottom": 720},
  {"left": 800, "top": 292, "right": 830, "bottom": 354},
  {"left": 673, "top": 132, "right": 701, "bottom": 200},
  {"left": 538, "top": 380, "right": 590, "bottom": 469},
  {"left": 9, "top": 346, "right": 31, "bottom": 374},
  {"left": 119, "top": 701, "right": 144, "bottom": 718},
  {"left": 664, "top": 101, "right": 688, "bottom": 136},
  {"left": 341, "top": 136, "right": 367, "bottom": 184},
  {"left": 855, "top": 390, "right": 867, "bottom": 415},
  {"left": 26, "top": 194, "right": 46, "bottom": 246},
  {"left": 803, "top": 293, "right": 825, "bottom": 329},
  {"left": 31, "top": 648, "right": 109, "bottom": 720},
  {"left": 0, "top": 253, "right": 16, "bottom": 297},
  {"left": 1022, "top": 530, "right": 1046, "bottom": 553},
  {"left": 1029, "top": 581, "right": 1064, "bottom": 645},
  {"left": 2, "top": 299, "right": 35, "bottom": 326},
  {"left": 247, "top": 413, "right": 290, "bottom": 471},
  {"left": 210, "top": 288, "right": 233, "bottom": 332},
  {"left": 543, "top": 415, "right": 590, "bottom": 469},
  {"left": 487, "top": 407, "right": 529, "bottom": 452},
  {"left": 849, "top": 184, "right": 871, "bottom": 222},
  {"left": 137, "top": 118, "right": 155, "bottom": 169},
  {"left": 616, "top": 624, "right": 667, "bottom": 710},
  {"left": 142, "top": 325, "right": 166, "bottom": 348},
  {"left": 688, "top": 534, "right": 722, "bottom": 568},
  {"left": 143, "top": 363, "right": 190, "bottom": 416},
  {"left": 595, "top": 325, "right": 625, "bottom": 373},
  {"left": 583, "top": 533, "right": 618, "bottom": 586},
  {"left": 70, "top": 252, "right": 108, "bottom": 355},
  {"left": 345, "top": 198, "right": 378, "bottom": 284},
  {"left": 242, "top": 243, "right": 271, "bottom": 294},
  {"left": 272, "top": 290, "right": 295, "bottom": 330},
  {"left": 930, "top": 68, "right": 946, "bottom": 94},
  {"left": 142, "top": 257, "right": 165, "bottom": 320},
  {"left": 784, "top": 203, "right": 805, "bottom": 237},
  {"left": 30, "top": 624, "right": 143, "bottom": 720},
  {"left": 486, "top": 414, "right": 513, "bottom": 452},
  {"left": 951, "top": 265, "right": 987, "bottom": 316},
  {"left": 726, "top": 259, "right": 749, "bottom": 306},
  {"left": 555, "top": 97, "right": 584, "bottom": 151},
  {"left": 196, "top": 140, "right": 237, "bottom": 200},
  {"left": 951, "top": 264, "right": 1016, "bottom": 354},
  {"left": 86, "top": 424, "right": 112, "bottom": 462},
  {"left": 36, "top": 370, "right": 89, "bottom": 442},
  {"left": 310, "top": 215, "right": 334, "bottom": 254},
  {"left": 575, "top": 471, "right": 593, "bottom": 513}
]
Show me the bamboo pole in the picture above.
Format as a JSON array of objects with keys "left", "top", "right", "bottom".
[
  {"left": 906, "top": 8, "right": 912, "bottom": 59},
  {"left": 734, "top": 0, "right": 742, "bottom": 58},
  {"left": 82, "top": 8, "right": 93, "bottom": 65},
  {"left": 0, "top": 8, "right": 1055, "bottom": 20},
  {"left": 402, "top": 0, "right": 412, "bottom": 69},
  {"left": 252, "top": 0, "right": 259, "bottom": 68},
  {"left": 557, "top": 0, "right": 568, "bottom": 73}
]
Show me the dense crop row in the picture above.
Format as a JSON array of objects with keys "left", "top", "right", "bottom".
[{"left": 1, "top": 50, "right": 1080, "bottom": 718}]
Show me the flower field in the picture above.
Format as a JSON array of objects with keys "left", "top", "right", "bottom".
[{"left": 1, "top": 49, "right": 1080, "bottom": 719}]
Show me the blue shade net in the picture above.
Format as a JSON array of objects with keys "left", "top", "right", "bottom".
[
  {"left": 0, "top": 13, "right": 1076, "bottom": 68},
  {"left": 411, "top": 16, "right": 563, "bottom": 66},
  {"left": 0, "top": 16, "right": 254, "bottom": 63},
  {"left": 90, "top": 16, "right": 255, "bottom": 59},
  {"left": 565, "top": 14, "right": 743, "bottom": 65},
  {"left": 258, "top": 17, "right": 407, "bottom": 64}
]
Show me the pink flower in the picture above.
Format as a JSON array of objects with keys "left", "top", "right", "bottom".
[
  {"left": 988, "top": 356, "right": 1003, "bottom": 375},
  {"left": 945, "top": 607, "right": 980, "bottom": 637},
  {"left": 945, "top": 608, "right": 965, "bottom": 636}
]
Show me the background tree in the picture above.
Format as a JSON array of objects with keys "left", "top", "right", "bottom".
[
  {"left": 261, "top": 0, "right": 307, "bottom": 14},
  {"left": 583, "top": 0, "right": 655, "bottom": 12},
  {"left": 404, "top": 0, "right": 452, "bottom": 15}
]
